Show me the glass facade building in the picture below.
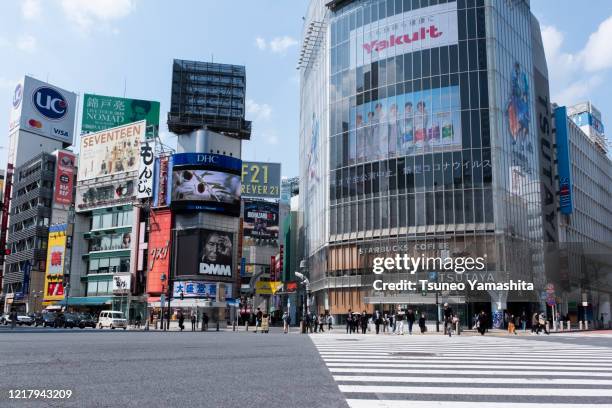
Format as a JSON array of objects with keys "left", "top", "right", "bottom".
[{"left": 299, "top": 0, "right": 561, "bottom": 326}]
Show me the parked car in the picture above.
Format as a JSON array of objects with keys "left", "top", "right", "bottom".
[
  {"left": 98, "top": 311, "right": 127, "bottom": 330},
  {"left": 16, "top": 314, "right": 34, "bottom": 326},
  {"left": 77, "top": 313, "right": 96, "bottom": 329},
  {"left": 63, "top": 313, "right": 80, "bottom": 328},
  {"left": 34, "top": 313, "right": 58, "bottom": 327}
]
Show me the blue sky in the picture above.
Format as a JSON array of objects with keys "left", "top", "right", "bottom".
[{"left": 1, "top": 0, "right": 611, "bottom": 176}]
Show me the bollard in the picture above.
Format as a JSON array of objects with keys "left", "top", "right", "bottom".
[
  {"left": 579, "top": 321, "right": 583, "bottom": 330},
  {"left": 245, "top": 322, "right": 249, "bottom": 332},
  {"left": 216, "top": 321, "right": 219, "bottom": 331},
  {"left": 567, "top": 321, "right": 571, "bottom": 331},
  {"left": 300, "top": 321, "right": 304, "bottom": 334},
  {"left": 558, "top": 321, "right": 562, "bottom": 332},
  {"left": 585, "top": 321, "right": 588, "bottom": 330},
  {"left": 545, "top": 321, "right": 550, "bottom": 333},
  {"left": 455, "top": 321, "right": 460, "bottom": 335}
]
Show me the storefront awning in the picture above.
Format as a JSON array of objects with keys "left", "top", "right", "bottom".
[{"left": 66, "top": 296, "right": 113, "bottom": 306}]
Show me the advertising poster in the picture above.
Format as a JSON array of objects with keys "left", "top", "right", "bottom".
[
  {"left": 43, "top": 224, "right": 67, "bottom": 302},
  {"left": 54, "top": 151, "right": 76, "bottom": 206},
  {"left": 76, "top": 179, "right": 134, "bottom": 211},
  {"left": 243, "top": 200, "right": 279, "bottom": 240},
  {"left": 349, "top": 2, "right": 458, "bottom": 69},
  {"left": 199, "top": 230, "right": 233, "bottom": 278},
  {"left": 241, "top": 161, "right": 281, "bottom": 198},
  {"left": 9, "top": 76, "right": 77, "bottom": 143},
  {"left": 82, "top": 94, "right": 160, "bottom": 137},
  {"left": 146, "top": 209, "right": 172, "bottom": 294},
  {"left": 112, "top": 274, "right": 131, "bottom": 294},
  {"left": 169, "top": 153, "right": 242, "bottom": 215},
  {"left": 78, "top": 121, "right": 145, "bottom": 181},
  {"left": 137, "top": 137, "right": 155, "bottom": 198},
  {"left": 152, "top": 156, "right": 170, "bottom": 207},
  {"left": 350, "top": 85, "right": 461, "bottom": 164},
  {"left": 173, "top": 281, "right": 216, "bottom": 298}
]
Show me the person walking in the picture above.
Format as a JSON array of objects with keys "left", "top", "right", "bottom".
[
  {"left": 360, "top": 311, "right": 368, "bottom": 334},
  {"left": 282, "top": 311, "right": 290, "bottom": 334},
  {"left": 538, "top": 312, "right": 550, "bottom": 335},
  {"left": 443, "top": 303, "right": 453, "bottom": 337},
  {"left": 396, "top": 309, "right": 405, "bottom": 335},
  {"left": 202, "top": 313, "right": 209, "bottom": 331},
  {"left": 406, "top": 308, "right": 415, "bottom": 335},
  {"left": 346, "top": 310, "right": 353, "bottom": 334},
  {"left": 327, "top": 314, "right": 333, "bottom": 331},
  {"left": 389, "top": 311, "right": 396, "bottom": 334},
  {"left": 177, "top": 310, "right": 185, "bottom": 331},
  {"left": 508, "top": 314, "right": 516, "bottom": 335},
  {"left": 418, "top": 313, "right": 427, "bottom": 334},
  {"left": 261, "top": 313, "right": 270, "bottom": 333},
  {"left": 520, "top": 311, "right": 527, "bottom": 332},
  {"left": 374, "top": 310, "right": 382, "bottom": 334},
  {"left": 319, "top": 314, "right": 325, "bottom": 332},
  {"left": 9, "top": 310, "right": 17, "bottom": 330},
  {"left": 477, "top": 310, "right": 487, "bottom": 335},
  {"left": 191, "top": 313, "right": 197, "bottom": 331},
  {"left": 255, "top": 308, "right": 263, "bottom": 333}
]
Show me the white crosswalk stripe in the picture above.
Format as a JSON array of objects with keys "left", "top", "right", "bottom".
[{"left": 309, "top": 333, "right": 612, "bottom": 407}]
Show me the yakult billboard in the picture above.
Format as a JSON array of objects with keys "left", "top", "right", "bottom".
[
  {"left": 9, "top": 76, "right": 77, "bottom": 144},
  {"left": 349, "top": 2, "right": 458, "bottom": 69}
]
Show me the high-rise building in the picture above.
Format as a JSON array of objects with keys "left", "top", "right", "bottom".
[
  {"left": 566, "top": 101, "right": 608, "bottom": 156},
  {"left": 299, "top": 0, "right": 560, "bottom": 327}
]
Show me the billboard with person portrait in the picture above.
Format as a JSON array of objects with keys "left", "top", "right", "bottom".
[
  {"left": 243, "top": 200, "right": 279, "bottom": 240},
  {"left": 174, "top": 228, "right": 235, "bottom": 279},
  {"left": 82, "top": 94, "right": 160, "bottom": 138}
]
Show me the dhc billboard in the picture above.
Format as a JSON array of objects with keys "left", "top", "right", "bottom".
[{"left": 555, "top": 106, "right": 573, "bottom": 215}]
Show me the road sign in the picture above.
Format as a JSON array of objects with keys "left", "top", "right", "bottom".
[
  {"left": 546, "top": 297, "right": 556, "bottom": 307},
  {"left": 545, "top": 283, "right": 555, "bottom": 294}
]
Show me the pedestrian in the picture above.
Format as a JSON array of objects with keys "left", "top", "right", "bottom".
[
  {"left": 319, "top": 314, "right": 325, "bottom": 332},
  {"left": 389, "top": 311, "right": 396, "bottom": 334},
  {"left": 282, "top": 310, "right": 290, "bottom": 334},
  {"left": 396, "top": 309, "right": 405, "bottom": 335},
  {"left": 360, "top": 311, "right": 368, "bottom": 334},
  {"left": 202, "top": 312, "right": 209, "bottom": 331},
  {"left": 374, "top": 309, "right": 381, "bottom": 334},
  {"left": 418, "top": 313, "right": 427, "bottom": 334},
  {"left": 406, "top": 308, "right": 415, "bottom": 335},
  {"left": 477, "top": 310, "right": 487, "bottom": 335},
  {"left": 531, "top": 312, "right": 539, "bottom": 334},
  {"left": 443, "top": 303, "right": 453, "bottom": 337},
  {"left": 538, "top": 312, "right": 550, "bottom": 335},
  {"left": 261, "top": 313, "right": 269, "bottom": 333},
  {"left": 9, "top": 309, "right": 17, "bottom": 329},
  {"left": 346, "top": 309, "right": 353, "bottom": 334},
  {"left": 255, "top": 308, "right": 263, "bottom": 333},
  {"left": 135, "top": 313, "right": 142, "bottom": 328},
  {"left": 178, "top": 310, "right": 185, "bottom": 331},
  {"left": 520, "top": 311, "right": 527, "bottom": 332},
  {"left": 327, "top": 314, "right": 333, "bottom": 331},
  {"left": 508, "top": 314, "right": 516, "bottom": 335},
  {"left": 191, "top": 313, "right": 197, "bottom": 331}
]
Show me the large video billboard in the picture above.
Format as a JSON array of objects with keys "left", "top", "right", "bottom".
[
  {"left": 349, "top": 2, "right": 458, "bottom": 69},
  {"left": 78, "top": 121, "right": 145, "bottom": 181},
  {"left": 9, "top": 76, "right": 77, "bottom": 143},
  {"left": 175, "top": 228, "right": 234, "bottom": 279},
  {"left": 82, "top": 94, "right": 160, "bottom": 137},
  {"left": 243, "top": 200, "right": 279, "bottom": 240},
  {"left": 43, "top": 224, "right": 68, "bottom": 302},
  {"left": 241, "top": 161, "right": 281, "bottom": 199},
  {"left": 349, "top": 85, "right": 461, "bottom": 164},
  {"left": 169, "top": 153, "right": 242, "bottom": 216}
]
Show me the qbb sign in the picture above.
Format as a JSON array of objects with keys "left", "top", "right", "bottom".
[{"left": 32, "top": 86, "right": 68, "bottom": 120}]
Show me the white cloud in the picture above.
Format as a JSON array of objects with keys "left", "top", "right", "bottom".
[
  {"left": 254, "top": 35, "right": 298, "bottom": 55},
  {"left": 21, "top": 0, "right": 42, "bottom": 20},
  {"left": 0, "top": 77, "right": 20, "bottom": 89},
  {"left": 266, "top": 133, "right": 279, "bottom": 145},
  {"left": 580, "top": 16, "right": 612, "bottom": 72},
  {"left": 60, "top": 0, "right": 135, "bottom": 30},
  {"left": 554, "top": 76, "right": 603, "bottom": 106},
  {"left": 16, "top": 35, "right": 37, "bottom": 52},
  {"left": 255, "top": 37, "right": 267, "bottom": 51},
  {"left": 246, "top": 99, "right": 272, "bottom": 122},
  {"left": 269, "top": 36, "right": 298, "bottom": 54}
]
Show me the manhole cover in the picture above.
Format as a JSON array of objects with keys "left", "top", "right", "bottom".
[{"left": 391, "top": 352, "right": 436, "bottom": 357}]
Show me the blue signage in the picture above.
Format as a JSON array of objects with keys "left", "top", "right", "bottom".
[
  {"left": 22, "top": 260, "right": 32, "bottom": 295},
  {"left": 32, "top": 86, "right": 68, "bottom": 120},
  {"left": 555, "top": 106, "right": 573, "bottom": 215},
  {"left": 171, "top": 153, "right": 242, "bottom": 173}
]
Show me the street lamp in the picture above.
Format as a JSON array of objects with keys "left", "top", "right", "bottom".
[{"left": 295, "top": 270, "right": 310, "bottom": 333}]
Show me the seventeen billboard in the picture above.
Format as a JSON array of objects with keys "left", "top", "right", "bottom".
[
  {"left": 9, "top": 76, "right": 77, "bottom": 143},
  {"left": 78, "top": 121, "right": 145, "bottom": 181}
]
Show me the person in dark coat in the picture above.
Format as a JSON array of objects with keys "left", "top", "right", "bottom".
[
  {"left": 418, "top": 313, "right": 427, "bottom": 334},
  {"left": 406, "top": 308, "right": 416, "bottom": 335},
  {"left": 177, "top": 310, "right": 185, "bottom": 331},
  {"left": 374, "top": 310, "right": 382, "bottom": 334},
  {"left": 346, "top": 309, "right": 353, "bottom": 334},
  {"left": 360, "top": 311, "right": 368, "bottom": 334},
  {"left": 477, "top": 310, "right": 487, "bottom": 335},
  {"left": 190, "top": 313, "right": 197, "bottom": 331}
]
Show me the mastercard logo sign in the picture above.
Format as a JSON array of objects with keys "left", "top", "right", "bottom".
[{"left": 28, "top": 119, "right": 43, "bottom": 128}]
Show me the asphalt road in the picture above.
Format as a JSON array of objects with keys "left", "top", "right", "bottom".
[{"left": 0, "top": 328, "right": 348, "bottom": 408}]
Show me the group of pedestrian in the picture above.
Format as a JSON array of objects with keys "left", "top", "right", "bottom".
[
  {"left": 531, "top": 311, "right": 550, "bottom": 335},
  {"left": 345, "top": 308, "right": 428, "bottom": 335},
  {"left": 345, "top": 309, "right": 370, "bottom": 334}
]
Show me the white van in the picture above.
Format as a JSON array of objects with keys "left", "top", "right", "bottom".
[{"left": 98, "top": 311, "right": 127, "bottom": 330}]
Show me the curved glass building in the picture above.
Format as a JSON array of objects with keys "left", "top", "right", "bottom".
[{"left": 299, "top": 0, "right": 560, "bottom": 327}]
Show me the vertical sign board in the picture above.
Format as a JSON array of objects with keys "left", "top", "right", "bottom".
[
  {"left": 555, "top": 107, "right": 573, "bottom": 215},
  {"left": 53, "top": 151, "right": 76, "bottom": 207},
  {"left": 137, "top": 137, "right": 155, "bottom": 198},
  {"left": 43, "top": 224, "right": 68, "bottom": 302}
]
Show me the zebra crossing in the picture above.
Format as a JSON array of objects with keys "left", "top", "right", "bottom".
[{"left": 310, "top": 333, "right": 612, "bottom": 407}]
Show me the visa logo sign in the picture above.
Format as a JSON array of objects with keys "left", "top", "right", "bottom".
[{"left": 53, "top": 128, "right": 69, "bottom": 138}]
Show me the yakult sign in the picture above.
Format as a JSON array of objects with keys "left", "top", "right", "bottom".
[{"left": 349, "top": 2, "right": 458, "bottom": 69}]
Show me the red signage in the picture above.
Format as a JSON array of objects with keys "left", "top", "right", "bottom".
[
  {"left": 157, "top": 156, "right": 169, "bottom": 206},
  {"left": 54, "top": 151, "right": 76, "bottom": 206},
  {"left": 46, "top": 282, "right": 65, "bottom": 297},
  {"left": 146, "top": 209, "right": 172, "bottom": 295}
]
